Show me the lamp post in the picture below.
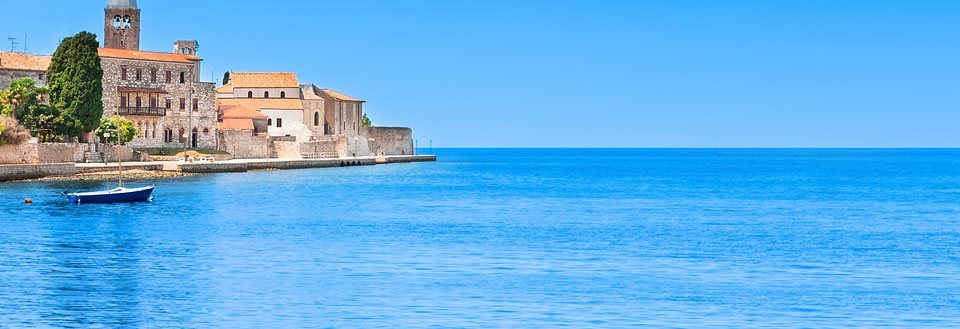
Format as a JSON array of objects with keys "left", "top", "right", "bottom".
[{"left": 183, "top": 68, "right": 195, "bottom": 162}]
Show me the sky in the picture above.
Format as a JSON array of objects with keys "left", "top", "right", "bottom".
[{"left": 1, "top": 0, "right": 958, "bottom": 147}]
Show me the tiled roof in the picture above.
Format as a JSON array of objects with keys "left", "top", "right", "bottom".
[
  {"left": 218, "top": 118, "right": 254, "bottom": 131},
  {"left": 216, "top": 84, "right": 234, "bottom": 94},
  {"left": 221, "top": 105, "right": 268, "bottom": 119},
  {"left": 230, "top": 72, "right": 299, "bottom": 88},
  {"left": 98, "top": 48, "right": 199, "bottom": 63},
  {"left": 0, "top": 52, "right": 51, "bottom": 72},
  {"left": 218, "top": 98, "right": 304, "bottom": 111},
  {"left": 321, "top": 89, "right": 363, "bottom": 102}
]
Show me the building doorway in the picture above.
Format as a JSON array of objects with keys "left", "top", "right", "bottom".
[{"left": 191, "top": 128, "right": 199, "bottom": 148}]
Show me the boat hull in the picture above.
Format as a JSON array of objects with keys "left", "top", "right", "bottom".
[{"left": 67, "top": 186, "right": 155, "bottom": 204}]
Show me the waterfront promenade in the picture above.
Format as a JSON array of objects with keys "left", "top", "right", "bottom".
[{"left": 0, "top": 155, "right": 436, "bottom": 181}]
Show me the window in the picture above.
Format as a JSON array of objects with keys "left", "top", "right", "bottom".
[
  {"left": 135, "top": 96, "right": 142, "bottom": 108},
  {"left": 179, "top": 98, "right": 186, "bottom": 110},
  {"left": 150, "top": 97, "right": 157, "bottom": 108},
  {"left": 276, "top": 118, "right": 283, "bottom": 128},
  {"left": 136, "top": 68, "right": 142, "bottom": 81},
  {"left": 192, "top": 98, "right": 199, "bottom": 111},
  {"left": 165, "top": 99, "right": 171, "bottom": 109},
  {"left": 151, "top": 69, "right": 157, "bottom": 82},
  {"left": 248, "top": 91, "right": 253, "bottom": 98},
  {"left": 152, "top": 123, "right": 157, "bottom": 139},
  {"left": 178, "top": 128, "right": 186, "bottom": 144},
  {"left": 280, "top": 91, "right": 286, "bottom": 99},
  {"left": 179, "top": 72, "right": 186, "bottom": 83},
  {"left": 120, "top": 96, "right": 127, "bottom": 108},
  {"left": 38, "top": 73, "right": 44, "bottom": 81},
  {"left": 314, "top": 112, "right": 320, "bottom": 126},
  {"left": 267, "top": 118, "right": 272, "bottom": 126},
  {"left": 166, "top": 71, "right": 172, "bottom": 83},
  {"left": 121, "top": 67, "right": 127, "bottom": 80},
  {"left": 264, "top": 91, "right": 270, "bottom": 98},
  {"left": 164, "top": 128, "right": 173, "bottom": 143}
]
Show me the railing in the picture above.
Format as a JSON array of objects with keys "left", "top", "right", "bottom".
[
  {"left": 301, "top": 152, "right": 339, "bottom": 159},
  {"left": 118, "top": 107, "right": 166, "bottom": 116}
]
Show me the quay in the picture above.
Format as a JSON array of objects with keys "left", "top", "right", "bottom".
[{"left": 0, "top": 155, "right": 436, "bottom": 182}]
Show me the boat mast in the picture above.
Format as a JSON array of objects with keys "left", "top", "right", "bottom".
[{"left": 117, "top": 128, "right": 123, "bottom": 188}]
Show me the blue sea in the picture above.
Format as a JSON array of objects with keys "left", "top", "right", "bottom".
[{"left": 1, "top": 149, "right": 959, "bottom": 328}]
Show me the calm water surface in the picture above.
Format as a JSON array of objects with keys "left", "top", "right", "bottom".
[{"left": 1, "top": 149, "right": 959, "bottom": 328}]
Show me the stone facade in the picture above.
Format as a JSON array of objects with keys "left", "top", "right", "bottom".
[
  {"left": 365, "top": 127, "right": 415, "bottom": 156},
  {"left": 99, "top": 55, "right": 217, "bottom": 149}
]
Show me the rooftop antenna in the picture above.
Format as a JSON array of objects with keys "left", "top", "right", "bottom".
[{"left": 8, "top": 37, "right": 19, "bottom": 52}]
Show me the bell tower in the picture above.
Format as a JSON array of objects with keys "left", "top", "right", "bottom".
[{"left": 104, "top": 0, "right": 140, "bottom": 50}]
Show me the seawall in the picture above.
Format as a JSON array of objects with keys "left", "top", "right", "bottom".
[{"left": 0, "top": 155, "right": 437, "bottom": 182}]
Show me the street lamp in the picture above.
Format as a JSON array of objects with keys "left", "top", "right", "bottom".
[{"left": 183, "top": 68, "right": 195, "bottom": 162}]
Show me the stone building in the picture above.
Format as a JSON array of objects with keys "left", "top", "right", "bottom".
[
  {"left": 0, "top": 52, "right": 51, "bottom": 89},
  {"left": 300, "top": 85, "right": 365, "bottom": 137},
  {"left": 98, "top": 0, "right": 217, "bottom": 149}
]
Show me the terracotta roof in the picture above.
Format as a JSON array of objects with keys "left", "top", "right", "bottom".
[
  {"left": 218, "top": 98, "right": 304, "bottom": 111},
  {"left": 216, "top": 84, "right": 234, "bottom": 94},
  {"left": 0, "top": 52, "right": 51, "bottom": 72},
  {"left": 218, "top": 118, "right": 254, "bottom": 131},
  {"left": 230, "top": 72, "right": 299, "bottom": 88},
  {"left": 321, "top": 89, "right": 363, "bottom": 102},
  {"left": 98, "top": 48, "right": 199, "bottom": 63},
  {"left": 221, "top": 106, "right": 268, "bottom": 119}
]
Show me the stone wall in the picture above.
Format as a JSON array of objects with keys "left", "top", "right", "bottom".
[
  {"left": 365, "top": 127, "right": 414, "bottom": 156},
  {"left": 218, "top": 130, "right": 272, "bottom": 159},
  {"left": 0, "top": 142, "right": 145, "bottom": 164},
  {"left": 0, "top": 163, "right": 75, "bottom": 181},
  {"left": 272, "top": 141, "right": 301, "bottom": 159},
  {"left": 0, "top": 143, "right": 38, "bottom": 164},
  {"left": 0, "top": 142, "right": 86, "bottom": 164},
  {"left": 37, "top": 143, "right": 86, "bottom": 163}
]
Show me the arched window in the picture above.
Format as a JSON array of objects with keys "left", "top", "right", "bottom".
[
  {"left": 267, "top": 118, "right": 272, "bottom": 126},
  {"left": 247, "top": 91, "right": 253, "bottom": 98},
  {"left": 280, "top": 91, "right": 286, "bottom": 99},
  {"left": 314, "top": 112, "right": 320, "bottom": 126},
  {"left": 264, "top": 91, "right": 270, "bottom": 98},
  {"left": 276, "top": 118, "right": 283, "bottom": 128},
  {"left": 113, "top": 16, "right": 122, "bottom": 28}
]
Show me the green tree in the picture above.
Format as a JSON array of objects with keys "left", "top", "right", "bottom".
[
  {"left": 95, "top": 115, "right": 139, "bottom": 145},
  {"left": 362, "top": 113, "right": 372, "bottom": 128},
  {"left": 0, "top": 78, "right": 62, "bottom": 141},
  {"left": 48, "top": 31, "right": 104, "bottom": 139},
  {"left": 222, "top": 71, "right": 231, "bottom": 85},
  {"left": 0, "top": 78, "right": 46, "bottom": 119}
]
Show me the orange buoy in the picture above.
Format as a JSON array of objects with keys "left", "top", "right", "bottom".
[{"left": 24, "top": 198, "right": 32, "bottom": 204}]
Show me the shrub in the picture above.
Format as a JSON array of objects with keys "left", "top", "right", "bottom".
[{"left": 0, "top": 116, "right": 31, "bottom": 146}]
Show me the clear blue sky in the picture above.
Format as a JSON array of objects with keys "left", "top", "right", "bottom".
[{"left": 2, "top": 0, "right": 958, "bottom": 147}]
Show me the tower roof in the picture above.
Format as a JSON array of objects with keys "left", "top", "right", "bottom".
[{"left": 107, "top": 0, "right": 138, "bottom": 9}]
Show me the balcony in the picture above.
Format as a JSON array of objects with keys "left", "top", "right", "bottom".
[{"left": 119, "top": 107, "right": 166, "bottom": 116}]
